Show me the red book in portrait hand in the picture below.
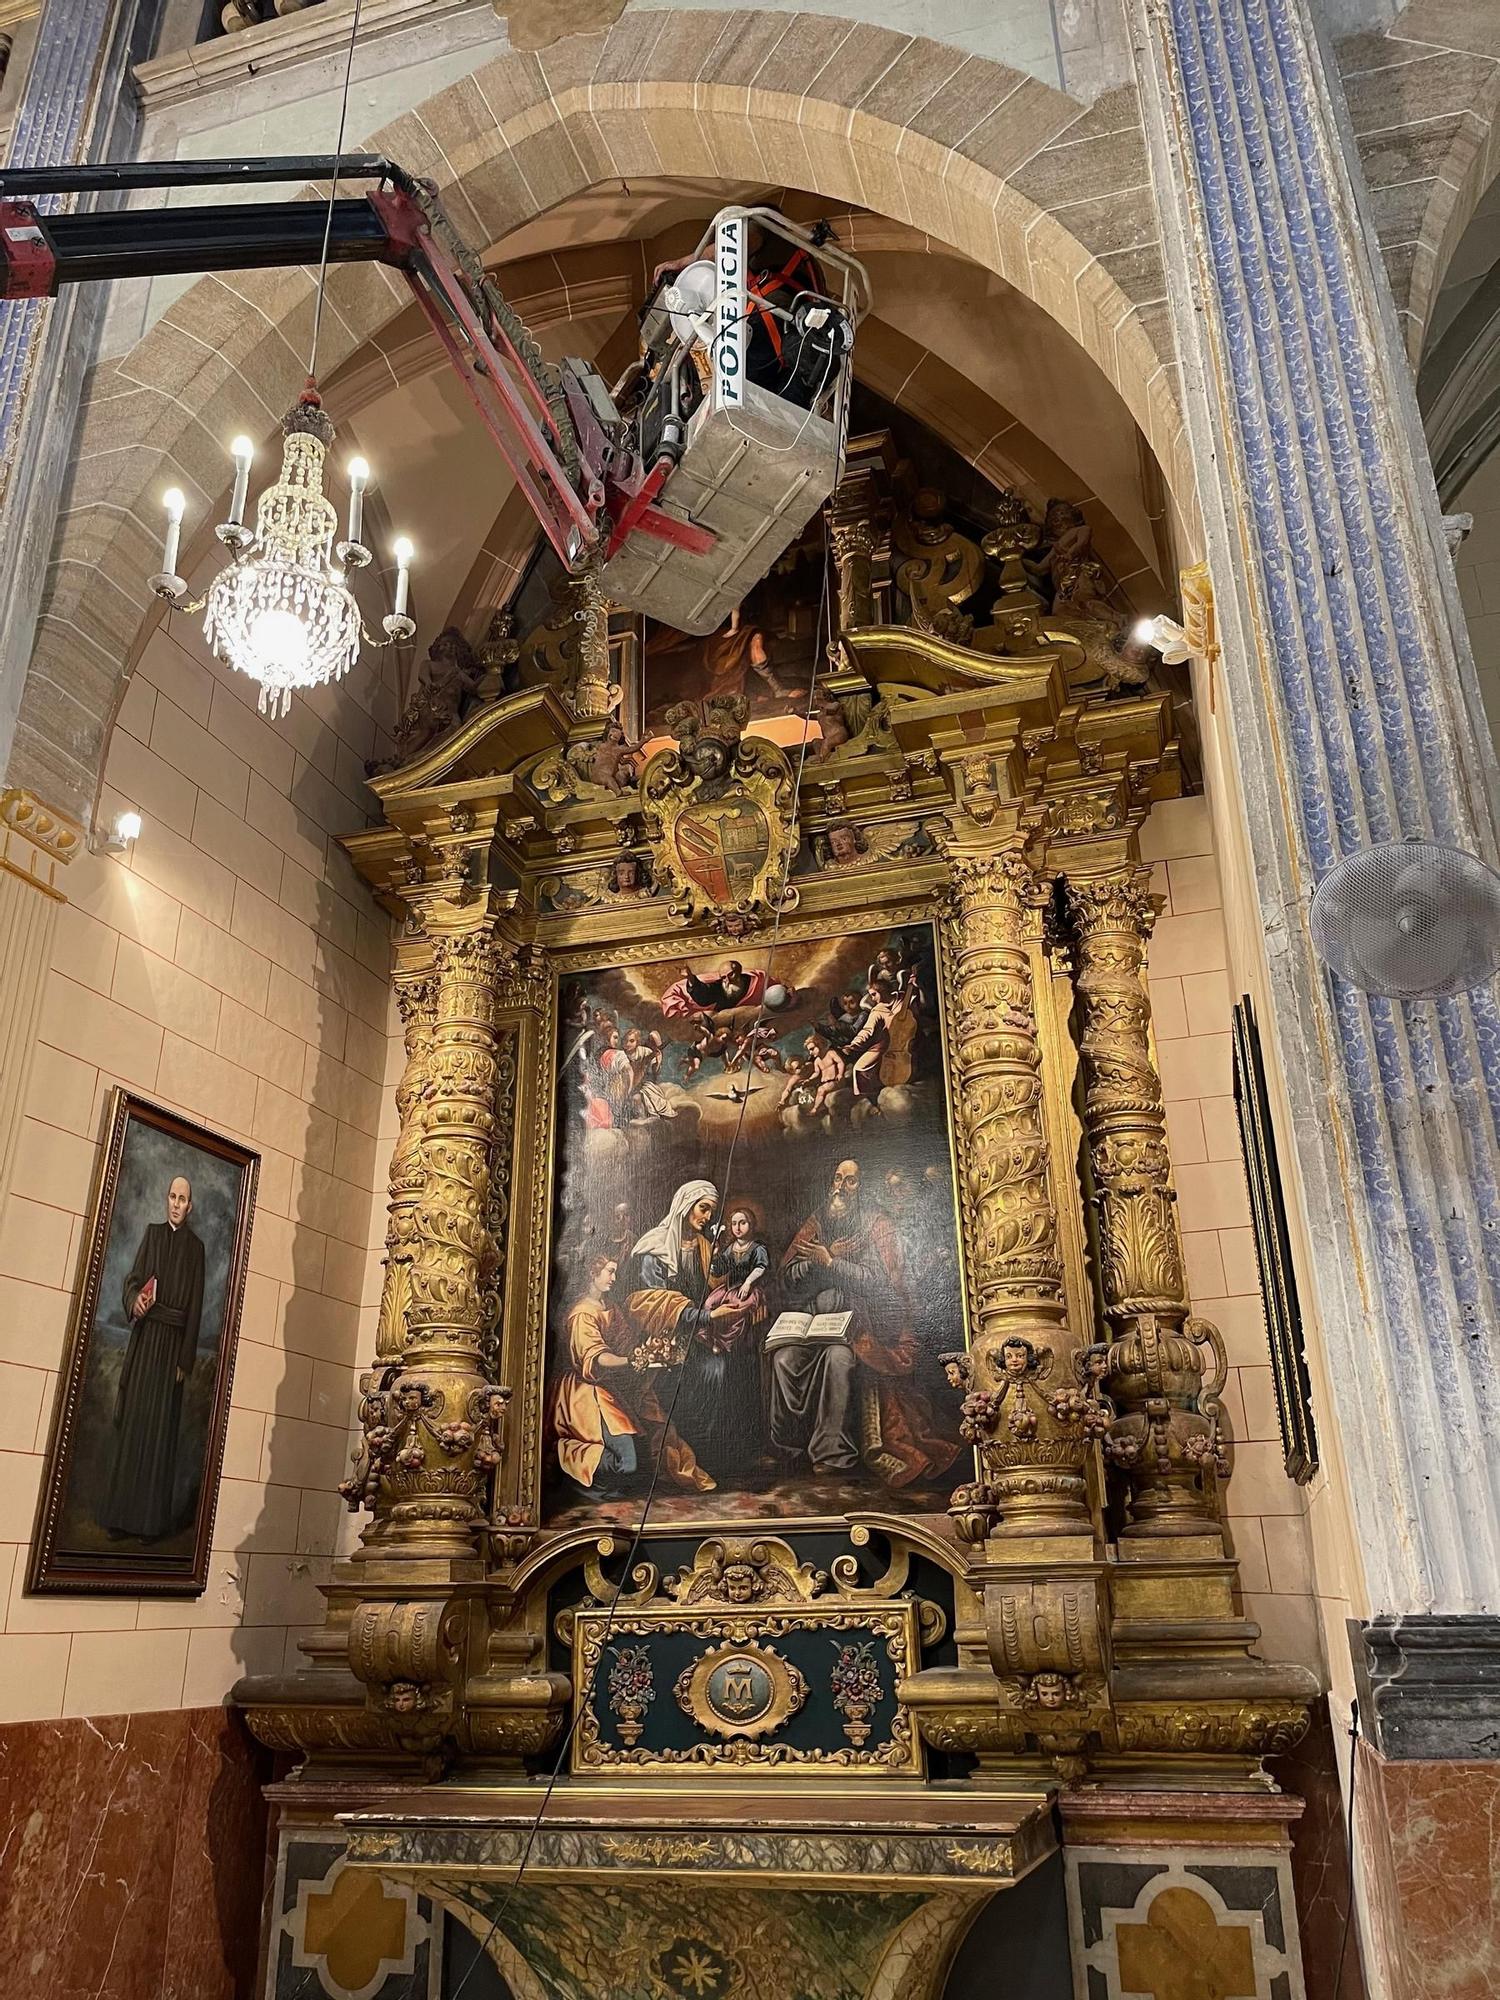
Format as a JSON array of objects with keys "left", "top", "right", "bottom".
[{"left": 136, "top": 1275, "right": 157, "bottom": 1313}]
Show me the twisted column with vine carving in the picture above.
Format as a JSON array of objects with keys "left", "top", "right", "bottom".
[
  {"left": 375, "top": 966, "right": 438, "bottom": 1362},
  {"left": 1062, "top": 868, "right": 1227, "bottom": 1537},
  {"left": 940, "top": 830, "right": 1098, "bottom": 1538},
  {"left": 342, "top": 927, "right": 513, "bottom": 1565}
]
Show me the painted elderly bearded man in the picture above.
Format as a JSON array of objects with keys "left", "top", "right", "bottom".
[
  {"left": 102, "top": 1173, "right": 206, "bottom": 1539},
  {"left": 772, "top": 1158, "right": 957, "bottom": 1487}
]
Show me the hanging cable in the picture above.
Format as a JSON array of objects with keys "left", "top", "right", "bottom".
[
  {"left": 1332, "top": 1699, "right": 1362, "bottom": 1997},
  {"left": 449, "top": 537, "right": 836, "bottom": 2000},
  {"left": 306, "top": 0, "right": 366, "bottom": 384}
]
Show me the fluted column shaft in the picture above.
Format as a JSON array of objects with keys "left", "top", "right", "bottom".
[
  {"left": 831, "top": 519, "right": 877, "bottom": 631},
  {"left": 1132, "top": 0, "right": 1500, "bottom": 1608}
]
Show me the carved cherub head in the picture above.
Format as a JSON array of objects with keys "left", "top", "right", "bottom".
[
  {"left": 1029, "top": 1672, "right": 1072, "bottom": 1711},
  {"left": 720, "top": 1562, "right": 761, "bottom": 1604},
  {"left": 941, "top": 1351, "right": 973, "bottom": 1391},
  {"left": 1000, "top": 1337, "right": 1037, "bottom": 1378},
  {"left": 824, "top": 821, "right": 864, "bottom": 867}
]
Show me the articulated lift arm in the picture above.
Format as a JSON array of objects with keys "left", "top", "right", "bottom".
[{"left": 0, "top": 154, "right": 712, "bottom": 569}]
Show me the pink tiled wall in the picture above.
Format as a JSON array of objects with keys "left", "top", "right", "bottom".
[
  {"left": 0, "top": 622, "right": 398, "bottom": 1722},
  {"left": 1143, "top": 795, "right": 1324, "bottom": 1676}
]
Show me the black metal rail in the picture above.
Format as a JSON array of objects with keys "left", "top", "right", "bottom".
[
  {"left": 0, "top": 153, "right": 412, "bottom": 197},
  {"left": 31, "top": 197, "right": 394, "bottom": 284}
]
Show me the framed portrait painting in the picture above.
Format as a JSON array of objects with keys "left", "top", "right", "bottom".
[{"left": 27, "top": 1090, "right": 259, "bottom": 1596}]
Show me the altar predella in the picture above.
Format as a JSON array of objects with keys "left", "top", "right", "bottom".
[{"left": 235, "top": 456, "right": 1317, "bottom": 1998}]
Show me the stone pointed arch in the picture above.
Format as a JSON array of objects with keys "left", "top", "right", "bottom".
[{"left": 14, "top": 11, "right": 1184, "bottom": 819}]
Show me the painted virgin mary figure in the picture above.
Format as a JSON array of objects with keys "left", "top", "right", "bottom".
[{"left": 625, "top": 1179, "right": 765, "bottom": 1481}]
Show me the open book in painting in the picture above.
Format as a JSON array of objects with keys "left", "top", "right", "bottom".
[{"left": 763, "top": 1309, "right": 854, "bottom": 1350}]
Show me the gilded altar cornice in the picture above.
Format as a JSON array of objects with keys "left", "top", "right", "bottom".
[{"left": 343, "top": 623, "right": 1180, "bottom": 946}]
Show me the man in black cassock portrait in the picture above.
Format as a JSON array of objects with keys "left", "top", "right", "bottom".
[{"left": 101, "top": 1173, "right": 206, "bottom": 1540}]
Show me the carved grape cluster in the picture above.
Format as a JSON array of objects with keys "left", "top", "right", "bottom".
[{"left": 959, "top": 1389, "right": 1002, "bottom": 1441}]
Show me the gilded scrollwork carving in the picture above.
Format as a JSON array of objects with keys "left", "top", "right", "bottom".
[
  {"left": 661, "top": 1536, "right": 829, "bottom": 1607},
  {"left": 346, "top": 1597, "right": 466, "bottom": 1761},
  {"left": 894, "top": 488, "right": 984, "bottom": 642},
  {"left": 1062, "top": 869, "right": 1228, "bottom": 1536},
  {"left": 1113, "top": 1702, "right": 1310, "bottom": 1756},
  {"left": 519, "top": 570, "right": 617, "bottom": 718}
]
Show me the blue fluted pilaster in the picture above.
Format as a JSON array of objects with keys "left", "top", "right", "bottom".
[
  {"left": 0, "top": 0, "right": 151, "bottom": 785},
  {"left": 1133, "top": 0, "right": 1500, "bottom": 1614},
  {"left": 0, "top": 0, "right": 121, "bottom": 473}
]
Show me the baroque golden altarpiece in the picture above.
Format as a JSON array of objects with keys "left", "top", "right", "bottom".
[{"left": 235, "top": 446, "right": 1319, "bottom": 2000}]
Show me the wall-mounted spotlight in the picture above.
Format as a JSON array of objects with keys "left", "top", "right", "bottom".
[
  {"left": 1132, "top": 613, "right": 1194, "bottom": 665},
  {"left": 96, "top": 808, "right": 143, "bottom": 855}
]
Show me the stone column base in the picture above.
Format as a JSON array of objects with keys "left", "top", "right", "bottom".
[
  {"left": 1061, "top": 1791, "right": 1307, "bottom": 2000},
  {"left": 1349, "top": 1616, "right": 1500, "bottom": 1998}
]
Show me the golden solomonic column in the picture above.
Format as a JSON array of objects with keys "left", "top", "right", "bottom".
[
  {"left": 1059, "top": 867, "right": 1229, "bottom": 1539},
  {"left": 373, "top": 960, "right": 439, "bottom": 1363},
  {"left": 334, "top": 903, "right": 518, "bottom": 1752},
  {"left": 938, "top": 819, "right": 1106, "bottom": 1544},
  {"left": 905, "top": 806, "right": 1112, "bottom": 1773}
]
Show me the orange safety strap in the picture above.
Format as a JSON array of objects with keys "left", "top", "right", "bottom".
[{"left": 747, "top": 245, "right": 827, "bottom": 362}]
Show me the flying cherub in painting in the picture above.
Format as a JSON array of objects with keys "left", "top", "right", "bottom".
[
  {"left": 727, "top": 1019, "right": 787, "bottom": 1076},
  {"left": 680, "top": 1018, "right": 736, "bottom": 1081},
  {"left": 799, "top": 1031, "right": 848, "bottom": 1117}
]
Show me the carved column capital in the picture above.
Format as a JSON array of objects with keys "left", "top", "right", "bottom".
[
  {"left": 1062, "top": 866, "right": 1159, "bottom": 946},
  {"left": 829, "top": 517, "right": 877, "bottom": 563}
]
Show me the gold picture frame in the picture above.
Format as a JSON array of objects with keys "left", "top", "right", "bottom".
[{"left": 27, "top": 1088, "right": 259, "bottom": 1595}]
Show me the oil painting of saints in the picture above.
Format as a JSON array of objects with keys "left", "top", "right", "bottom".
[{"left": 543, "top": 924, "right": 966, "bottom": 1526}]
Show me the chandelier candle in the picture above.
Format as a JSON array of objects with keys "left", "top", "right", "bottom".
[
  {"left": 158, "top": 487, "right": 184, "bottom": 584},
  {"left": 227, "top": 437, "right": 253, "bottom": 531},
  {"left": 346, "top": 457, "right": 368, "bottom": 550},
  {"left": 392, "top": 535, "right": 412, "bottom": 619}
]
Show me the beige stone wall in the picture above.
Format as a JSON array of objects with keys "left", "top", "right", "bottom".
[
  {"left": 0, "top": 622, "right": 397, "bottom": 1724},
  {"left": 1143, "top": 795, "right": 1325, "bottom": 1678},
  {"left": 1183, "top": 659, "right": 1370, "bottom": 1706},
  {"left": 1454, "top": 449, "right": 1500, "bottom": 739}
]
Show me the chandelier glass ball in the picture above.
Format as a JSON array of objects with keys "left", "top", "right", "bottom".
[{"left": 150, "top": 384, "right": 415, "bottom": 721}]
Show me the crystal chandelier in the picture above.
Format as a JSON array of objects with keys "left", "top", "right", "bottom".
[{"left": 150, "top": 383, "right": 414, "bottom": 719}]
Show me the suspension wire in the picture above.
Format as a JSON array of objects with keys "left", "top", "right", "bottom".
[
  {"left": 449, "top": 543, "right": 837, "bottom": 2000},
  {"left": 306, "top": 0, "right": 366, "bottom": 383},
  {"left": 293, "top": 237, "right": 847, "bottom": 2000},
  {"left": 1332, "top": 1700, "right": 1362, "bottom": 1997}
]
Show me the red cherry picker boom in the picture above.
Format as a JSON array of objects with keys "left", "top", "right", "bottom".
[{"left": 0, "top": 154, "right": 869, "bottom": 634}]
